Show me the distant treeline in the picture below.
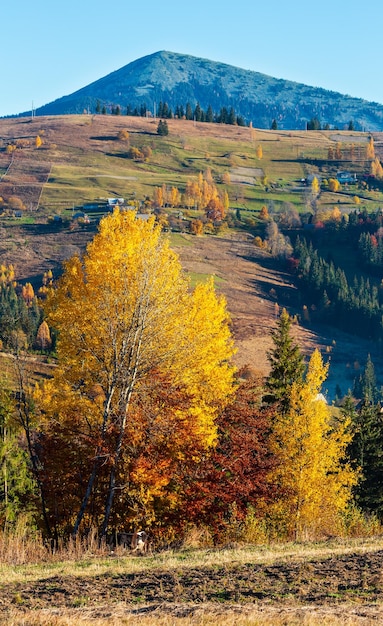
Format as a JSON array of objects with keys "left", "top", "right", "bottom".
[{"left": 96, "top": 100, "right": 247, "bottom": 126}]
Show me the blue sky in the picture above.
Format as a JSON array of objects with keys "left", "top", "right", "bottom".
[{"left": 2, "top": 0, "right": 382, "bottom": 118}]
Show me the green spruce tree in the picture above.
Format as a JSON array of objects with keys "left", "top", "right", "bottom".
[
  {"left": 264, "top": 308, "right": 305, "bottom": 413},
  {"left": 346, "top": 355, "right": 383, "bottom": 515},
  {"left": 157, "top": 120, "right": 169, "bottom": 136}
]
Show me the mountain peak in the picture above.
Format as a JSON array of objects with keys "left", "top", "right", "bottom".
[{"left": 30, "top": 51, "right": 383, "bottom": 130}]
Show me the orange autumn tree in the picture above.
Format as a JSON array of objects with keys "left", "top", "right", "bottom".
[{"left": 38, "top": 209, "right": 235, "bottom": 537}]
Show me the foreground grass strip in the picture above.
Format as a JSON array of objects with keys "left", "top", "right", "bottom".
[{"left": 2, "top": 603, "right": 383, "bottom": 625}]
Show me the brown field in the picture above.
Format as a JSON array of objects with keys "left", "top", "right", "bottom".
[{"left": 1, "top": 538, "right": 383, "bottom": 624}]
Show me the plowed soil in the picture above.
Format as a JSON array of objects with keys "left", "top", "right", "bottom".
[{"left": 1, "top": 547, "right": 383, "bottom": 624}]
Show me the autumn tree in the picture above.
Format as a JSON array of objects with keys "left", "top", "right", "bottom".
[
  {"left": 35, "top": 135, "right": 42, "bottom": 148},
  {"left": 35, "top": 320, "right": 52, "bottom": 352},
  {"left": 190, "top": 219, "right": 204, "bottom": 235},
  {"left": 153, "top": 186, "right": 164, "bottom": 208},
  {"left": 40, "top": 210, "right": 235, "bottom": 537},
  {"left": 222, "top": 171, "right": 231, "bottom": 185},
  {"left": 21, "top": 283, "right": 35, "bottom": 307},
  {"left": 370, "top": 157, "right": 383, "bottom": 179},
  {"left": 221, "top": 190, "right": 229, "bottom": 214},
  {"left": 117, "top": 129, "right": 130, "bottom": 142},
  {"left": 8, "top": 196, "right": 25, "bottom": 211},
  {"left": 366, "top": 136, "right": 375, "bottom": 160},
  {"left": 206, "top": 196, "right": 225, "bottom": 221},
  {"left": 169, "top": 186, "right": 180, "bottom": 207},
  {"left": 256, "top": 144, "right": 263, "bottom": 159},
  {"left": 311, "top": 176, "right": 320, "bottom": 196},
  {"left": 265, "top": 221, "right": 293, "bottom": 259},
  {"left": 328, "top": 178, "right": 341, "bottom": 192},
  {"left": 268, "top": 349, "right": 358, "bottom": 540},
  {"left": 334, "top": 143, "right": 343, "bottom": 160},
  {"left": 176, "top": 373, "right": 277, "bottom": 541}
]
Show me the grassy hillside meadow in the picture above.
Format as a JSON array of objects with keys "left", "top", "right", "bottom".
[{"left": 0, "top": 115, "right": 381, "bottom": 220}]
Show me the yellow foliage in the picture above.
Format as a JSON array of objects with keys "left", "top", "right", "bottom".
[
  {"left": 370, "top": 156, "right": 383, "bottom": 179},
  {"left": 331, "top": 206, "right": 342, "bottom": 222},
  {"left": 268, "top": 349, "right": 358, "bottom": 540},
  {"left": 190, "top": 219, "right": 204, "bottom": 235},
  {"left": 366, "top": 136, "right": 375, "bottom": 160},
  {"left": 328, "top": 178, "right": 340, "bottom": 192},
  {"left": 117, "top": 129, "right": 129, "bottom": 141},
  {"left": 40, "top": 209, "right": 235, "bottom": 531},
  {"left": 311, "top": 176, "right": 320, "bottom": 196}
]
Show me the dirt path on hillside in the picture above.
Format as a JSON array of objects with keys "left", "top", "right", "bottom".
[{"left": 1, "top": 549, "right": 383, "bottom": 624}]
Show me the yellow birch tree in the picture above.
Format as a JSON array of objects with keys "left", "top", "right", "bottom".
[
  {"left": 366, "top": 136, "right": 375, "bottom": 160},
  {"left": 40, "top": 209, "right": 235, "bottom": 537},
  {"left": 311, "top": 176, "right": 320, "bottom": 196},
  {"left": 268, "top": 349, "right": 358, "bottom": 540}
]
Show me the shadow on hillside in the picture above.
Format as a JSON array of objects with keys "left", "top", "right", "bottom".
[{"left": 90, "top": 135, "right": 118, "bottom": 141}]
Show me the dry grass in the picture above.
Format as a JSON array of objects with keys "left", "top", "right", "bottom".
[
  {"left": 3, "top": 605, "right": 381, "bottom": 625},
  {"left": 1, "top": 533, "right": 383, "bottom": 584}
]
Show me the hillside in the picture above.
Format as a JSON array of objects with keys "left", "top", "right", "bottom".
[
  {"left": 21, "top": 51, "right": 383, "bottom": 131},
  {"left": 1, "top": 115, "right": 383, "bottom": 397}
]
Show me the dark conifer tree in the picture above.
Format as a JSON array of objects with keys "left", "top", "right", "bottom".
[
  {"left": 194, "top": 102, "right": 202, "bottom": 122},
  {"left": 186, "top": 103, "right": 193, "bottom": 120},
  {"left": 218, "top": 107, "right": 228, "bottom": 124},
  {"left": 353, "top": 354, "right": 380, "bottom": 404},
  {"left": 157, "top": 120, "right": 169, "bottom": 136},
  {"left": 228, "top": 107, "right": 236, "bottom": 125},
  {"left": 264, "top": 308, "right": 305, "bottom": 414},
  {"left": 345, "top": 372, "right": 383, "bottom": 516}
]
